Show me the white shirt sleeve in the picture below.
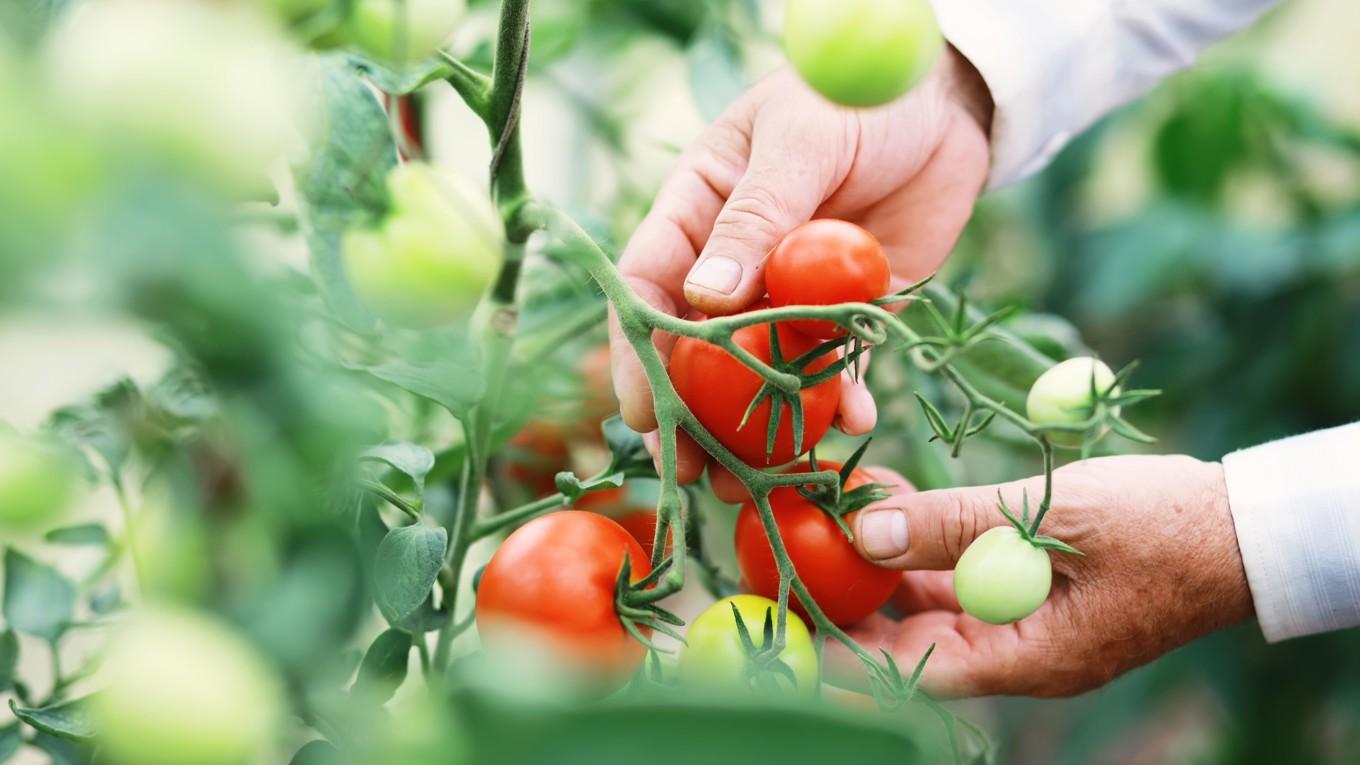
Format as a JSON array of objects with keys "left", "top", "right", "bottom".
[
  {"left": 929, "top": 0, "right": 1281, "bottom": 187},
  {"left": 1221, "top": 422, "right": 1360, "bottom": 642}
]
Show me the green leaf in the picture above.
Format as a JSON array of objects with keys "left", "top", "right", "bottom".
[
  {"left": 0, "top": 724, "right": 20, "bottom": 764},
  {"left": 42, "top": 524, "right": 110, "bottom": 547},
  {"left": 290, "top": 739, "right": 343, "bottom": 765},
  {"left": 362, "top": 441, "right": 436, "bottom": 494},
  {"left": 2, "top": 550, "right": 75, "bottom": 641},
  {"left": 30, "top": 732, "right": 93, "bottom": 765},
  {"left": 357, "top": 359, "right": 485, "bottom": 420},
  {"left": 372, "top": 525, "right": 447, "bottom": 624},
  {"left": 0, "top": 630, "right": 17, "bottom": 693},
  {"left": 686, "top": 16, "right": 746, "bottom": 122},
  {"left": 8, "top": 697, "right": 96, "bottom": 742},
  {"left": 88, "top": 580, "right": 121, "bottom": 616},
  {"left": 1033, "top": 536, "right": 1085, "bottom": 556},
  {"left": 351, "top": 628, "right": 412, "bottom": 704},
  {"left": 291, "top": 55, "right": 398, "bottom": 333},
  {"left": 352, "top": 55, "right": 454, "bottom": 96}
]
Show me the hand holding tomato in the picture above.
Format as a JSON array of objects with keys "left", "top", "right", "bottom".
[
  {"left": 609, "top": 51, "right": 994, "bottom": 487},
  {"left": 830, "top": 456, "right": 1253, "bottom": 697}
]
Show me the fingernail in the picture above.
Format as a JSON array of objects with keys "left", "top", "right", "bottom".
[
  {"left": 859, "top": 508, "right": 909, "bottom": 560},
  {"left": 686, "top": 256, "right": 742, "bottom": 296}
]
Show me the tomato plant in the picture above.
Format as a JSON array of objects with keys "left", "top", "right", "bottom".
[
  {"left": 669, "top": 317, "right": 841, "bottom": 466},
  {"left": 784, "top": 0, "right": 942, "bottom": 108},
  {"left": 953, "top": 526, "right": 1053, "bottom": 625},
  {"left": 766, "top": 220, "right": 892, "bottom": 340},
  {"left": 680, "top": 595, "right": 819, "bottom": 695},
  {"left": 1026, "top": 356, "right": 1119, "bottom": 448},
  {"left": 475, "top": 511, "right": 651, "bottom": 693},
  {"left": 735, "top": 461, "right": 901, "bottom": 626}
]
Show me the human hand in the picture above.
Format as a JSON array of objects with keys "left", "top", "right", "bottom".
[
  {"left": 830, "top": 455, "right": 1253, "bottom": 697},
  {"left": 609, "top": 48, "right": 994, "bottom": 500}
]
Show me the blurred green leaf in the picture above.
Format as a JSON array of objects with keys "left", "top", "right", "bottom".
[
  {"left": 88, "top": 580, "right": 121, "bottom": 616},
  {"left": 0, "top": 724, "right": 19, "bottom": 764},
  {"left": 357, "top": 359, "right": 485, "bottom": 420},
  {"left": 686, "top": 16, "right": 746, "bottom": 122},
  {"left": 362, "top": 442, "right": 436, "bottom": 495},
  {"left": 291, "top": 739, "right": 343, "bottom": 765},
  {"left": 0, "top": 630, "right": 16, "bottom": 693},
  {"left": 353, "top": 56, "right": 456, "bottom": 96},
  {"left": 2, "top": 550, "right": 74, "bottom": 641},
  {"left": 244, "top": 533, "right": 365, "bottom": 672},
  {"left": 8, "top": 697, "right": 95, "bottom": 742},
  {"left": 29, "top": 731, "right": 92, "bottom": 765},
  {"left": 41, "top": 524, "right": 109, "bottom": 547},
  {"left": 352, "top": 628, "right": 412, "bottom": 704},
  {"left": 373, "top": 525, "right": 447, "bottom": 624}
]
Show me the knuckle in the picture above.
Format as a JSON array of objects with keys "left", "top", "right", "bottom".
[{"left": 714, "top": 184, "right": 789, "bottom": 248}]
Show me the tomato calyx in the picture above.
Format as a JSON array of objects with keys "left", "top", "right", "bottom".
[
  {"left": 992, "top": 488, "right": 1084, "bottom": 556},
  {"left": 614, "top": 554, "right": 685, "bottom": 679},
  {"left": 1028, "top": 360, "right": 1160, "bottom": 455},
  {"left": 737, "top": 325, "right": 867, "bottom": 461},
  {"left": 729, "top": 603, "right": 805, "bottom": 693},
  {"left": 794, "top": 440, "right": 893, "bottom": 541}
]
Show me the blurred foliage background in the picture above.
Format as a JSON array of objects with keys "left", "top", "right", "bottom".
[{"left": 0, "top": 0, "right": 1357, "bottom": 763}]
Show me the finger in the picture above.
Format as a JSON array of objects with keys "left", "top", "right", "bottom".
[
  {"left": 834, "top": 369, "right": 877, "bottom": 435},
  {"left": 684, "top": 126, "right": 831, "bottom": 316},
  {"left": 853, "top": 476, "right": 1043, "bottom": 570},
  {"left": 612, "top": 123, "right": 750, "bottom": 431},
  {"left": 707, "top": 463, "right": 749, "bottom": 504},
  {"left": 891, "top": 570, "right": 961, "bottom": 614},
  {"left": 644, "top": 428, "right": 707, "bottom": 487}
]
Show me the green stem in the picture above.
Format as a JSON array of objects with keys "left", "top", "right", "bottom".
[{"left": 110, "top": 476, "right": 146, "bottom": 595}]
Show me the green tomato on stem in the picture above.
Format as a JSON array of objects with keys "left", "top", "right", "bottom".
[
  {"left": 784, "top": 0, "right": 942, "bottom": 108},
  {"left": 1026, "top": 356, "right": 1119, "bottom": 448},
  {"left": 953, "top": 526, "right": 1052, "bottom": 625},
  {"left": 343, "top": 161, "right": 502, "bottom": 328},
  {"left": 680, "top": 595, "right": 819, "bottom": 696},
  {"left": 346, "top": 0, "right": 465, "bottom": 65}
]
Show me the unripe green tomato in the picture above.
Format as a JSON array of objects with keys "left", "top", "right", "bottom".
[
  {"left": 343, "top": 162, "right": 502, "bottom": 328},
  {"left": 94, "top": 608, "right": 284, "bottom": 765},
  {"left": 0, "top": 430, "right": 78, "bottom": 530},
  {"left": 346, "top": 0, "right": 466, "bottom": 65},
  {"left": 679, "top": 595, "right": 819, "bottom": 695},
  {"left": 1026, "top": 357, "right": 1119, "bottom": 448},
  {"left": 784, "top": 0, "right": 942, "bottom": 108},
  {"left": 953, "top": 526, "right": 1052, "bottom": 625}
]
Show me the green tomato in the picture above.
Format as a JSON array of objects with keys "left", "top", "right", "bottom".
[
  {"left": 953, "top": 526, "right": 1052, "bottom": 625},
  {"left": 679, "top": 595, "right": 819, "bottom": 695},
  {"left": 94, "top": 608, "right": 284, "bottom": 765},
  {"left": 1026, "top": 357, "right": 1119, "bottom": 448},
  {"left": 346, "top": 0, "right": 466, "bottom": 65},
  {"left": 784, "top": 0, "right": 941, "bottom": 108},
  {"left": 343, "top": 162, "right": 502, "bottom": 328},
  {"left": 0, "top": 430, "right": 78, "bottom": 530}
]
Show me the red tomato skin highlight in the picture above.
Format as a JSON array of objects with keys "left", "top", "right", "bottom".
[
  {"left": 669, "top": 320, "right": 841, "bottom": 467},
  {"left": 765, "top": 219, "right": 891, "bottom": 340},
  {"left": 475, "top": 511, "right": 651, "bottom": 691},
  {"left": 734, "top": 463, "right": 900, "bottom": 626}
]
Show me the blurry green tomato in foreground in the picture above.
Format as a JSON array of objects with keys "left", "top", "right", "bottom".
[
  {"left": 784, "top": 0, "right": 941, "bottom": 108},
  {"left": 953, "top": 526, "right": 1052, "bottom": 624},
  {"left": 133, "top": 488, "right": 211, "bottom": 602},
  {"left": 43, "top": 0, "right": 306, "bottom": 191},
  {"left": 680, "top": 595, "right": 819, "bottom": 695},
  {"left": 345, "top": 0, "right": 466, "bottom": 65},
  {"left": 343, "top": 161, "right": 502, "bottom": 327},
  {"left": 1026, "top": 356, "right": 1119, "bottom": 448},
  {"left": 0, "top": 429, "right": 79, "bottom": 529},
  {"left": 94, "top": 608, "right": 284, "bottom": 765}
]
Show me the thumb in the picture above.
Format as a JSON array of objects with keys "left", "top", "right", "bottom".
[
  {"left": 853, "top": 477, "right": 1043, "bottom": 570},
  {"left": 683, "top": 144, "right": 825, "bottom": 315}
]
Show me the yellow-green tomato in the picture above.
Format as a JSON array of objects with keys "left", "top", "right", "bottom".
[
  {"left": 953, "top": 526, "right": 1051, "bottom": 625},
  {"left": 680, "top": 595, "right": 819, "bottom": 695},
  {"left": 784, "top": 0, "right": 941, "bottom": 108},
  {"left": 346, "top": 0, "right": 465, "bottom": 65},
  {"left": 0, "top": 431, "right": 78, "bottom": 530},
  {"left": 94, "top": 608, "right": 284, "bottom": 765},
  {"left": 1026, "top": 357, "right": 1119, "bottom": 448},
  {"left": 343, "top": 162, "right": 502, "bottom": 328}
]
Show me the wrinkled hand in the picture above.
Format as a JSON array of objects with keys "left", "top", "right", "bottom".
[
  {"left": 609, "top": 49, "right": 993, "bottom": 501},
  {"left": 829, "top": 455, "right": 1254, "bottom": 697}
]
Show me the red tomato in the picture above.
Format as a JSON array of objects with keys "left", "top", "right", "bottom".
[
  {"left": 475, "top": 511, "right": 651, "bottom": 692},
  {"left": 734, "top": 462, "right": 900, "bottom": 626},
  {"left": 575, "top": 345, "right": 616, "bottom": 442},
  {"left": 505, "top": 421, "right": 570, "bottom": 497},
  {"left": 765, "top": 220, "right": 891, "bottom": 340},
  {"left": 669, "top": 317, "right": 841, "bottom": 467}
]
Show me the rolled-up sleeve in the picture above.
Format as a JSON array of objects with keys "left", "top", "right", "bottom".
[
  {"left": 929, "top": 0, "right": 1281, "bottom": 187},
  {"left": 1222, "top": 422, "right": 1360, "bottom": 642}
]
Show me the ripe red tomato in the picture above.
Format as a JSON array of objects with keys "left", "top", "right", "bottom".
[
  {"left": 575, "top": 345, "right": 616, "bottom": 442},
  {"left": 669, "top": 317, "right": 841, "bottom": 467},
  {"left": 734, "top": 462, "right": 900, "bottom": 626},
  {"left": 505, "top": 421, "right": 570, "bottom": 497},
  {"left": 765, "top": 220, "right": 891, "bottom": 340},
  {"left": 475, "top": 511, "right": 650, "bottom": 693}
]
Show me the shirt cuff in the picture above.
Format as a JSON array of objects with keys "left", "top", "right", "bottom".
[{"left": 1222, "top": 422, "right": 1360, "bottom": 642}]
